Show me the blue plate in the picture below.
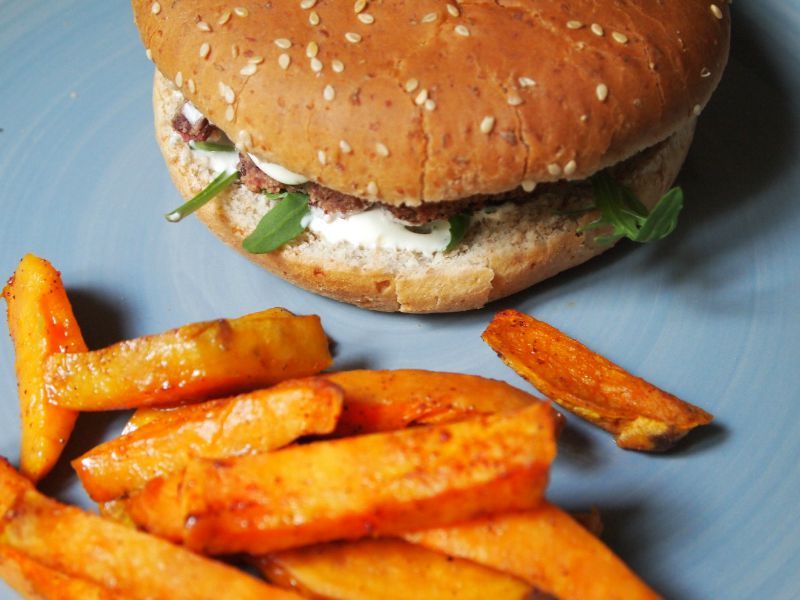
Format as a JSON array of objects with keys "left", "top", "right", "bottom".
[{"left": 1, "top": 1, "right": 799, "bottom": 597}]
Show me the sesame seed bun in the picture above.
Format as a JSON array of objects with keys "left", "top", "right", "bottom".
[
  {"left": 154, "top": 72, "right": 696, "bottom": 313},
  {"left": 134, "top": 0, "right": 729, "bottom": 205}
]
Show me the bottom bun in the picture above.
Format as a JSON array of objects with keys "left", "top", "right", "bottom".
[{"left": 154, "top": 71, "right": 695, "bottom": 313}]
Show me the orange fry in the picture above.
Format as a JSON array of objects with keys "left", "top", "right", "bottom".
[
  {"left": 0, "top": 459, "right": 299, "bottom": 600},
  {"left": 124, "top": 369, "right": 541, "bottom": 438},
  {"left": 323, "top": 369, "right": 538, "bottom": 435},
  {"left": 127, "top": 403, "right": 557, "bottom": 554},
  {"left": 44, "top": 309, "right": 332, "bottom": 410},
  {"left": 0, "top": 545, "right": 124, "bottom": 600},
  {"left": 3, "top": 254, "right": 86, "bottom": 481},
  {"left": 406, "top": 503, "right": 660, "bottom": 600},
  {"left": 255, "top": 539, "right": 533, "bottom": 600},
  {"left": 73, "top": 378, "right": 343, "bottom": 502},
  {"left": 482, "top": 309, "right": 713, "bottom": 451}
]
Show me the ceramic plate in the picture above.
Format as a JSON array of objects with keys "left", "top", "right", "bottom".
[{"left": 1, "top": 1, "right": 799, "bottom": 597}]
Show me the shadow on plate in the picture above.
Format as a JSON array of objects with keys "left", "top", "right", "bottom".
[
  {"left": 68, "top": 287, "right": 132, "bottom": 350},
  {"left": 598, "top": 504, "right": 699, "bottom": 600}
]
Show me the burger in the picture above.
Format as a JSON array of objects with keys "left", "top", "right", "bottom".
[{"left": 132, "top": 0, "right": 730, "bottom": 312}]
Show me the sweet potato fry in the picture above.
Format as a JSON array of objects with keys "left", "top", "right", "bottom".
[
  {"left": 0, "top": 458, "right": 300, "bottom": 600},
  {"left": 323, "top": 369, "right": 538, "bottom": 435},
  {"left": 127, "top": 402, "right": 557, "bottom": 554},
  {"left": 73, "top": 378, "right": 344, "bottom": 502},
  {"left": 255, "top": 539, "right": 533, "bottom": 600},
  {"left": 123, "top": 369, "right": 541, "bottom": 438},
  {"left": 482, "top": 309, "right": 713, "bottom": 451},
  {"left": 2, "top": 254, "right": 87, "bottom": 481},
  {"left": 0, "top": 545, "right": 124, "bottom": 600},
  {"left": 406, "top": 503, "right": 660, "bottom": 600},
  {"left": 44, "top": 309, "right": 332, "bottom": 410}
]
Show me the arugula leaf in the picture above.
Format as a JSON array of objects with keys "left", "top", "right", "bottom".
[
  {"left": 164, "top": 170, "right": 239, "bottom": 223},
  {"left": 189, "top": 141, "right": 236, "bottom": 152},
  {"left": 577, "top": 171, "right": 684, "bottom": 245},
  {"left": 243, "top": 192, "right": 311, "bottom": 254},
  {"left": 446, "top": 213, "right": 470, "bottom": 252}
]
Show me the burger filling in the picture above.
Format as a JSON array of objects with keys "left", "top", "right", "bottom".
[{"left": 169, "top": 101, "right": 683, "bottom": 254}]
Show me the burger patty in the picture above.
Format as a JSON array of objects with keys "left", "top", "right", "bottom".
[
  {"left": 173, "top": 103, "right": 615, "bottom": 225},
  {"left": 171, "top": 112, "right": 214, "bottom": 143},
  {"left": 237, "top": 153, "right": 541, "bottom": 224}
]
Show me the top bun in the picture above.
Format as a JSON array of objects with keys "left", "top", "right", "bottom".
[{"left": 133, "top": 0, "right": 729, "bottom": 206}]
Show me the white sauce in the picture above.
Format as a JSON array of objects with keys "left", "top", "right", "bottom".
[
  {"left": 305, "top": 208, "right": 451, "bottom": 254},
  {"left": 181, "top": 102, "right": 204, "bottom": 126},
  {"left": 191, "top": 148, "right": 239, "bottom": 175},
  {"left": 248, "top": 153, "right": 309, "bottom": 186}
]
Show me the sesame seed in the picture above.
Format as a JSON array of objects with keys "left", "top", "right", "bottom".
[
  {"left": 521, "top": 180, "right": 537, "bottom": 192},
  {"left": 700, "top": 67, "right": 711, "bottom": 78},
  {"left": 710, "top": 4, "right": 723, "bottom": 19},
  {"left": 547, "top": 163, "right": 562, "bottom": 176},
  {"left": 447, "top": 3, "right": 460, "bottom": 17},
  {"left": 354, "top": 0, "right": 367, "bottom": 13},
  {"left": 332, "top": 59, "right": 345, "bottom": 73},
  {"left": 175, "top": 71, "right": 183, "bottom": 87},
  {"left": 310, "top": 57, "right": 323, "bottom": 72},
  {"left": 151, "top": 2, "right": 161, "bottom": 15},
  {"left": 596, "top": 83, "right": 608, "bottom": 102},
  {"left": 145, "top": 48, "right": 153, "bottom": 61},
  {"left": 518, "top": 76, "right": 536, "bottom": 88},
  {"left": 275, "top": 38, "right": 292, "bottom": 49},
  {"left": 197, "top": 21, "right": 211, "bottom": 32},
  {"left": 345, "top": 32, "right": 362, "bottom": 43},
  {"left": 199, "top": 42, "right": 210, "bottom": 59},
  {"left": 454, "top": 24, "right": 470, "bottom": 37},
  {"left": 233, "top": 7, "right": 248, "bottom": 17},
  {"left": 358, "top": 13, "right": 375, "bottom": 24},
  {"left": 300, "top": 0, "right": 317, "bottom": 8},
  {"left": 693, "top": 104, "right": 702, "bottom": 116},
  {"left": 323, "top": 84, "right": 335, "bottom": 101},
  {"left": 566, "top": 20, "right": 583, "bottom": 29},
  {"left": 240, "top": 63, "right": 258, "bottom": 76},
  {"left": 187, "top": 78, "right": 196, "bottom": 93},
  {"left": 218, "top": 10, "right": 231, "bottom": 25},
  {"left": 424, "top": 98, "right": 436, "bottom": 111},
  {"left": 231, "top": 44, "right": 239, "bottom": 58},
  {"left": 309, "top": 11, "right": 320, "bottom": 25},
  {"left": 404, "top": 78, "right": 419, "bottom": 93},
  {"left": 376, "top": 142, "right": 390, "bottom": 157},
  {"left": 591, "top": 23, "right": 604, "bottom": 36},
  {"left": 580, "top": 114, "right": 588, "bottom": 122},
  {"left": 306, "top": 41, "right": 319, "bottom": 58},
  {"left": 219, "top": 82, "right": 235, "bottom": 104},
  {"left": 414, "top": 89, "right": 428, "bottom": 106},
  {"left": 238, "top": 130, "right": 252, "bottom": 149},
  {"left": 278, "top": 54, "right": 291, "bottom": 69},
  {"left": 421, "top": 12, "right": 438, "bottom": 23},
  {"left": 507, "top": 94, "right": 523, "bottom": 106},
  {"left": 367, "top": 181, "right": 379, "bottom": 196},
  {"left": 339, "top": 140, "right": 352, "bottom": 153},
  {"left": 564, "top": 160, "right": 577, "bottom": 176},
  {"left": 479, "top": 116, "right": 495, "bottom": 134},
  {"left": 225, "top": 105, "right": 235, "bottom": 121},
  {"left": 249, "top": 56, "right": 264, "bottom": 64},
  {"left": 611, "top": 31, "right": 628, "bottom": 44},
  {"left": 318, "top": 150, "right": 327, "bottom": 165}
]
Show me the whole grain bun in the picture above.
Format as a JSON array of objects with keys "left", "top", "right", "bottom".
[
  {"left": 154, "top": 72, "right": 695, "bottom": 313},
  {"left": 134, "top": 0, "right": 728, "bottom": 205}
]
